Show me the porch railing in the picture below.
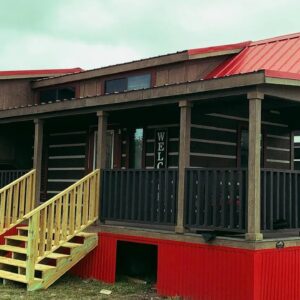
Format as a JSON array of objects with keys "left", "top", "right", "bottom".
[
  {"left": 261, "top": 169, "right": 300, "bottom": 231},
  {"left": 0, "top": 169, "right": 28, "bottom": 188},
  {"left": 185, "top": 168, "right": 247, "bottom": 232},
  {"left": 101, "top": 169, "right": 178, "bottom": 226},
  {"left": 0, "top": 169, "right": 36, "bottom": 233}
]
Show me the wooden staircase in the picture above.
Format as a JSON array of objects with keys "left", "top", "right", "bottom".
[{"left": 0, "top": 169, "right": 100, "bottom": 291}]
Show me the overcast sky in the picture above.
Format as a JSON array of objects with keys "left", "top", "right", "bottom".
[{"left": 0, "top": 0, "right": 299, "bottom": 70}]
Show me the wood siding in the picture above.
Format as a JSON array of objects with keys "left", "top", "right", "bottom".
[
  {"left": 61, "top": 56, "right": 231, "bottom": 99},
  {"left": 79, "top": 78, "right": 102, "bottom": 98},
  {"left": 156, "top": 56, "right": 229, "bottom": 86},
  {"left": 0, "top": 79, "right": 34, "bottom": 110}
]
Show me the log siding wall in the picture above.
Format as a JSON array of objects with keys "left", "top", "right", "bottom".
[
  {"left": 45, "top": 130, "right": 88, "bottom": 197},
  {"left": 190, "top": 107, "right": 291, "bottom": 169}
]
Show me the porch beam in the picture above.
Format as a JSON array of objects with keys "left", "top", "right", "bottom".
[
  {"left": 246, "top": 92, "right": 264, "bottom": 241},
  {"left": 33, "top": 118, "right": 44, "bottom": 206},
  {"left": 176, "top": 100, "right": 193, "bottom": 233},
  {"left": 96, "top": 111, "right": 108, "bottom": 169}
]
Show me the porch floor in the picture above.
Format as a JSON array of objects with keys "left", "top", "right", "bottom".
[{"left": 87, "top": 224, "right": 300, "bottom": 251}]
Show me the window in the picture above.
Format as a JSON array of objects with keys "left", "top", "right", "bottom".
[
  {"left": 105, "top": 74, "right": 151, "bottom": 94},
  {"left": 128, "top": 74, "right": 151, "bottom": 90},
  {"left": 130, "top": 128, "right": 144, "bottom": 169},
  {"left": 105, "top": 78, "right": 127, "bottom": 94},
  {"left": 39, "top": 87, "right": 75, "bottom": 103},
  {"left": 239, "top": 128, "right": 264, "bottom": 167}
]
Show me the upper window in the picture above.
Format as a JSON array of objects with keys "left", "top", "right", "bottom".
[
  {"left": 39, "top": 87, "right": 76, "bottom": 103},
  {"left": 105, "top": 74, "right": 151, "bottom": 94}
]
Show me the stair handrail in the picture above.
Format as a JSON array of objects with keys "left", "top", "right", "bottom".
[
  {"left": 25, "top": 169, "right": 100, "bottom": 284},
  {"left": 0, "top": 169, "right": 36, "bottom": 234}
]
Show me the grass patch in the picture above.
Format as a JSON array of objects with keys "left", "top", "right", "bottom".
[{"left": 0, "top": 274, "right": 163, "bottom": 300}]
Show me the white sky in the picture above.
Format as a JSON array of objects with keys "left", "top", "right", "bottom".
[{"left": 0, "top": 0, "right": 299, "bottom": 70}]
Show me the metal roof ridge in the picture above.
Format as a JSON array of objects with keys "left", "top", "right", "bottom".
[
  {"left": 188, "top": 41, "right": 251, "bottom": 56},
  {"left": 250, "top": 32, "right": 300, "bottom": 46}
]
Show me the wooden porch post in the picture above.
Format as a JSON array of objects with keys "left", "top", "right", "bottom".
[
  {"left": 33, "top": 118, "right": 44, "bottom": 207},
  {"left": 96, "top": 111, "right": 108, "bottom": 169},
  {"left": 246, "top": 92, "right": 264, "bottom": 241},
  {"left": 96, "top": 111, "right": 108, "bottom": 223},
  {"left": 175, "top": 100, "right": 192, "bottom": 233}
]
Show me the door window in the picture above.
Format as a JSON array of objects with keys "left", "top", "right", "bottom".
[{"left": 130, "top": 128, "right": 144, "bottom": 169}]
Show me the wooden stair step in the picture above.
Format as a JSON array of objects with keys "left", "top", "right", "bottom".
[
  {"left": 5, "top": 236, "right": 82, "bottom": 248},
  {"left": 5, "top": 235, "right": 27, "bottom": 242},
  {"left": 0, "top": 245, "right": 26, "bottom": 254},
  {"left": 75, "top": 232, "right": 97, "bottom": 238},
  {"left": 18, "top": 226, "right": 70, "bottom": 233},
  {"left": 0, "top": 257, "right": 55, "bottom": 271},
  {"left": 17, "top": 227, "right": 92, "bottom": 236},
  {"left": 0, "top": 270, "right": 42, "bottom": 284},
  {"left": 60, "top": 242, "right": 82, "bottom": 249},
  {"left": 16, "top": 226, "right": 29, "bottom": 231},
  {"left": 47, "top": 253, "right": 69, "bottom": 260}
]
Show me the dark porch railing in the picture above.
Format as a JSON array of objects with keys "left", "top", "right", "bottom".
[
  {"left": 261, "top": 169, "right": 300, "bottom": 231},
  {"left": 184, "top": 168, "right": 247, "bottom": 232},
  {"left": 101, "top": 169, "right": 178, "bottom": 226},
  {"left": 100, "top": 167, "right": 300, "bottom": 233},
  {"left": 0, "top": 170, "right": 28, "bottom": 188}
]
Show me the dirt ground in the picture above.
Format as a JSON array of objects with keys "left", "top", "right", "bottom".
[{"left": 0, "top": 274, "right": 180, "bottom": 300}]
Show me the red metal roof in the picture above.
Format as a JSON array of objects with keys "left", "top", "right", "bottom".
[
  {"left": 206, "top": 32, "right": 300, "bottom": 80},
  {"left": 188, "top": 41, "right": 251, "bottom": 56},
  {"left": 0, "top": 68, "right": 83, "bottom": 77}
]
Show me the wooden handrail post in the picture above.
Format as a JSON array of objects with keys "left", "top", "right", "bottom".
[
  {"left": 175, "top": 100, "right": 192, "bottom": 233},
  {"left": 26, "top": 213, "right": 39, "bottom": 285},
  {"left": 33, "top": 119, "right": 44, "bottom": 207},
  {"left": 246, "top": 92, "right": 264, "bottom": 241}
]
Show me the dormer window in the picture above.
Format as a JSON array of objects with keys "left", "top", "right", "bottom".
[
  {"left": 105, "top": 74, "right": 151, "bottom": 94},
  {"left": 39, "top": 86, "right": 76, "bottom": 103}
]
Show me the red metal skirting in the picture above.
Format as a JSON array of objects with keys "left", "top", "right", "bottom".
[
  {"left": 0, "top": 226, "right": 18, "bottom": 244},
  {"left": 70, "top": 232, "right": 300, "bottom": 300}
]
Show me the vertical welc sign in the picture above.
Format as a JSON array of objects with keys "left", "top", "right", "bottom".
[{"left": 155, "top": 128, "right": 168, "bottom": 169}]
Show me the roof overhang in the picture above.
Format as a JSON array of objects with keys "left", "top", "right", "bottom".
[
  {"left": 0, "top": 68, "right": 83, "bottom": 80},
  {"left": 1, "top": 70, "right": 300, "bottom": 123},
  {"left": 0, "top": 71, "right": 266, "bottom": 122}
]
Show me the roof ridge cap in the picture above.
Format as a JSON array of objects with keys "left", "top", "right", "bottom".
[{"left": 251, "top": 32, "right": 300, "bottom": 46}]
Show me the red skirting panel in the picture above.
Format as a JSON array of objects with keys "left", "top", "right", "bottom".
[
  {"left": 70, "top": 232, "right": 300, "bottom": 300},
  {"left": 0, "top": 226, "right": 18, "bottom": 244}
]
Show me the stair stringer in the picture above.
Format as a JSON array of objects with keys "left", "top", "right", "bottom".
[{"left": 28, "top": 234, "right": 98, "bottom": 291}]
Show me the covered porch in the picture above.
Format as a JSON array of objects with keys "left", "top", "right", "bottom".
[
  {"left": 92, "top": 91, "right": 300, "bottom": 241},
  {"left": 1, "top": 83, "right": 300, "bottom": 241}
]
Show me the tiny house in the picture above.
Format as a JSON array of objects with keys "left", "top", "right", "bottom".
[{"left": 0, "top": 33, "right": 300, "bottom": 299}]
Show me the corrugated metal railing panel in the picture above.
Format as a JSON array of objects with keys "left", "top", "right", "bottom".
[
  {"left": 185, "top": 168, "right": 247, "bottom": 232},
  {"left": 0, "top": 170, "right": 28, "bottom": 188},
  {"left": 101, "top": 169, "right": 178, "bottom": 225},
  {"left": 261, "top": 169, "right": 300, "bottom": 231}
]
